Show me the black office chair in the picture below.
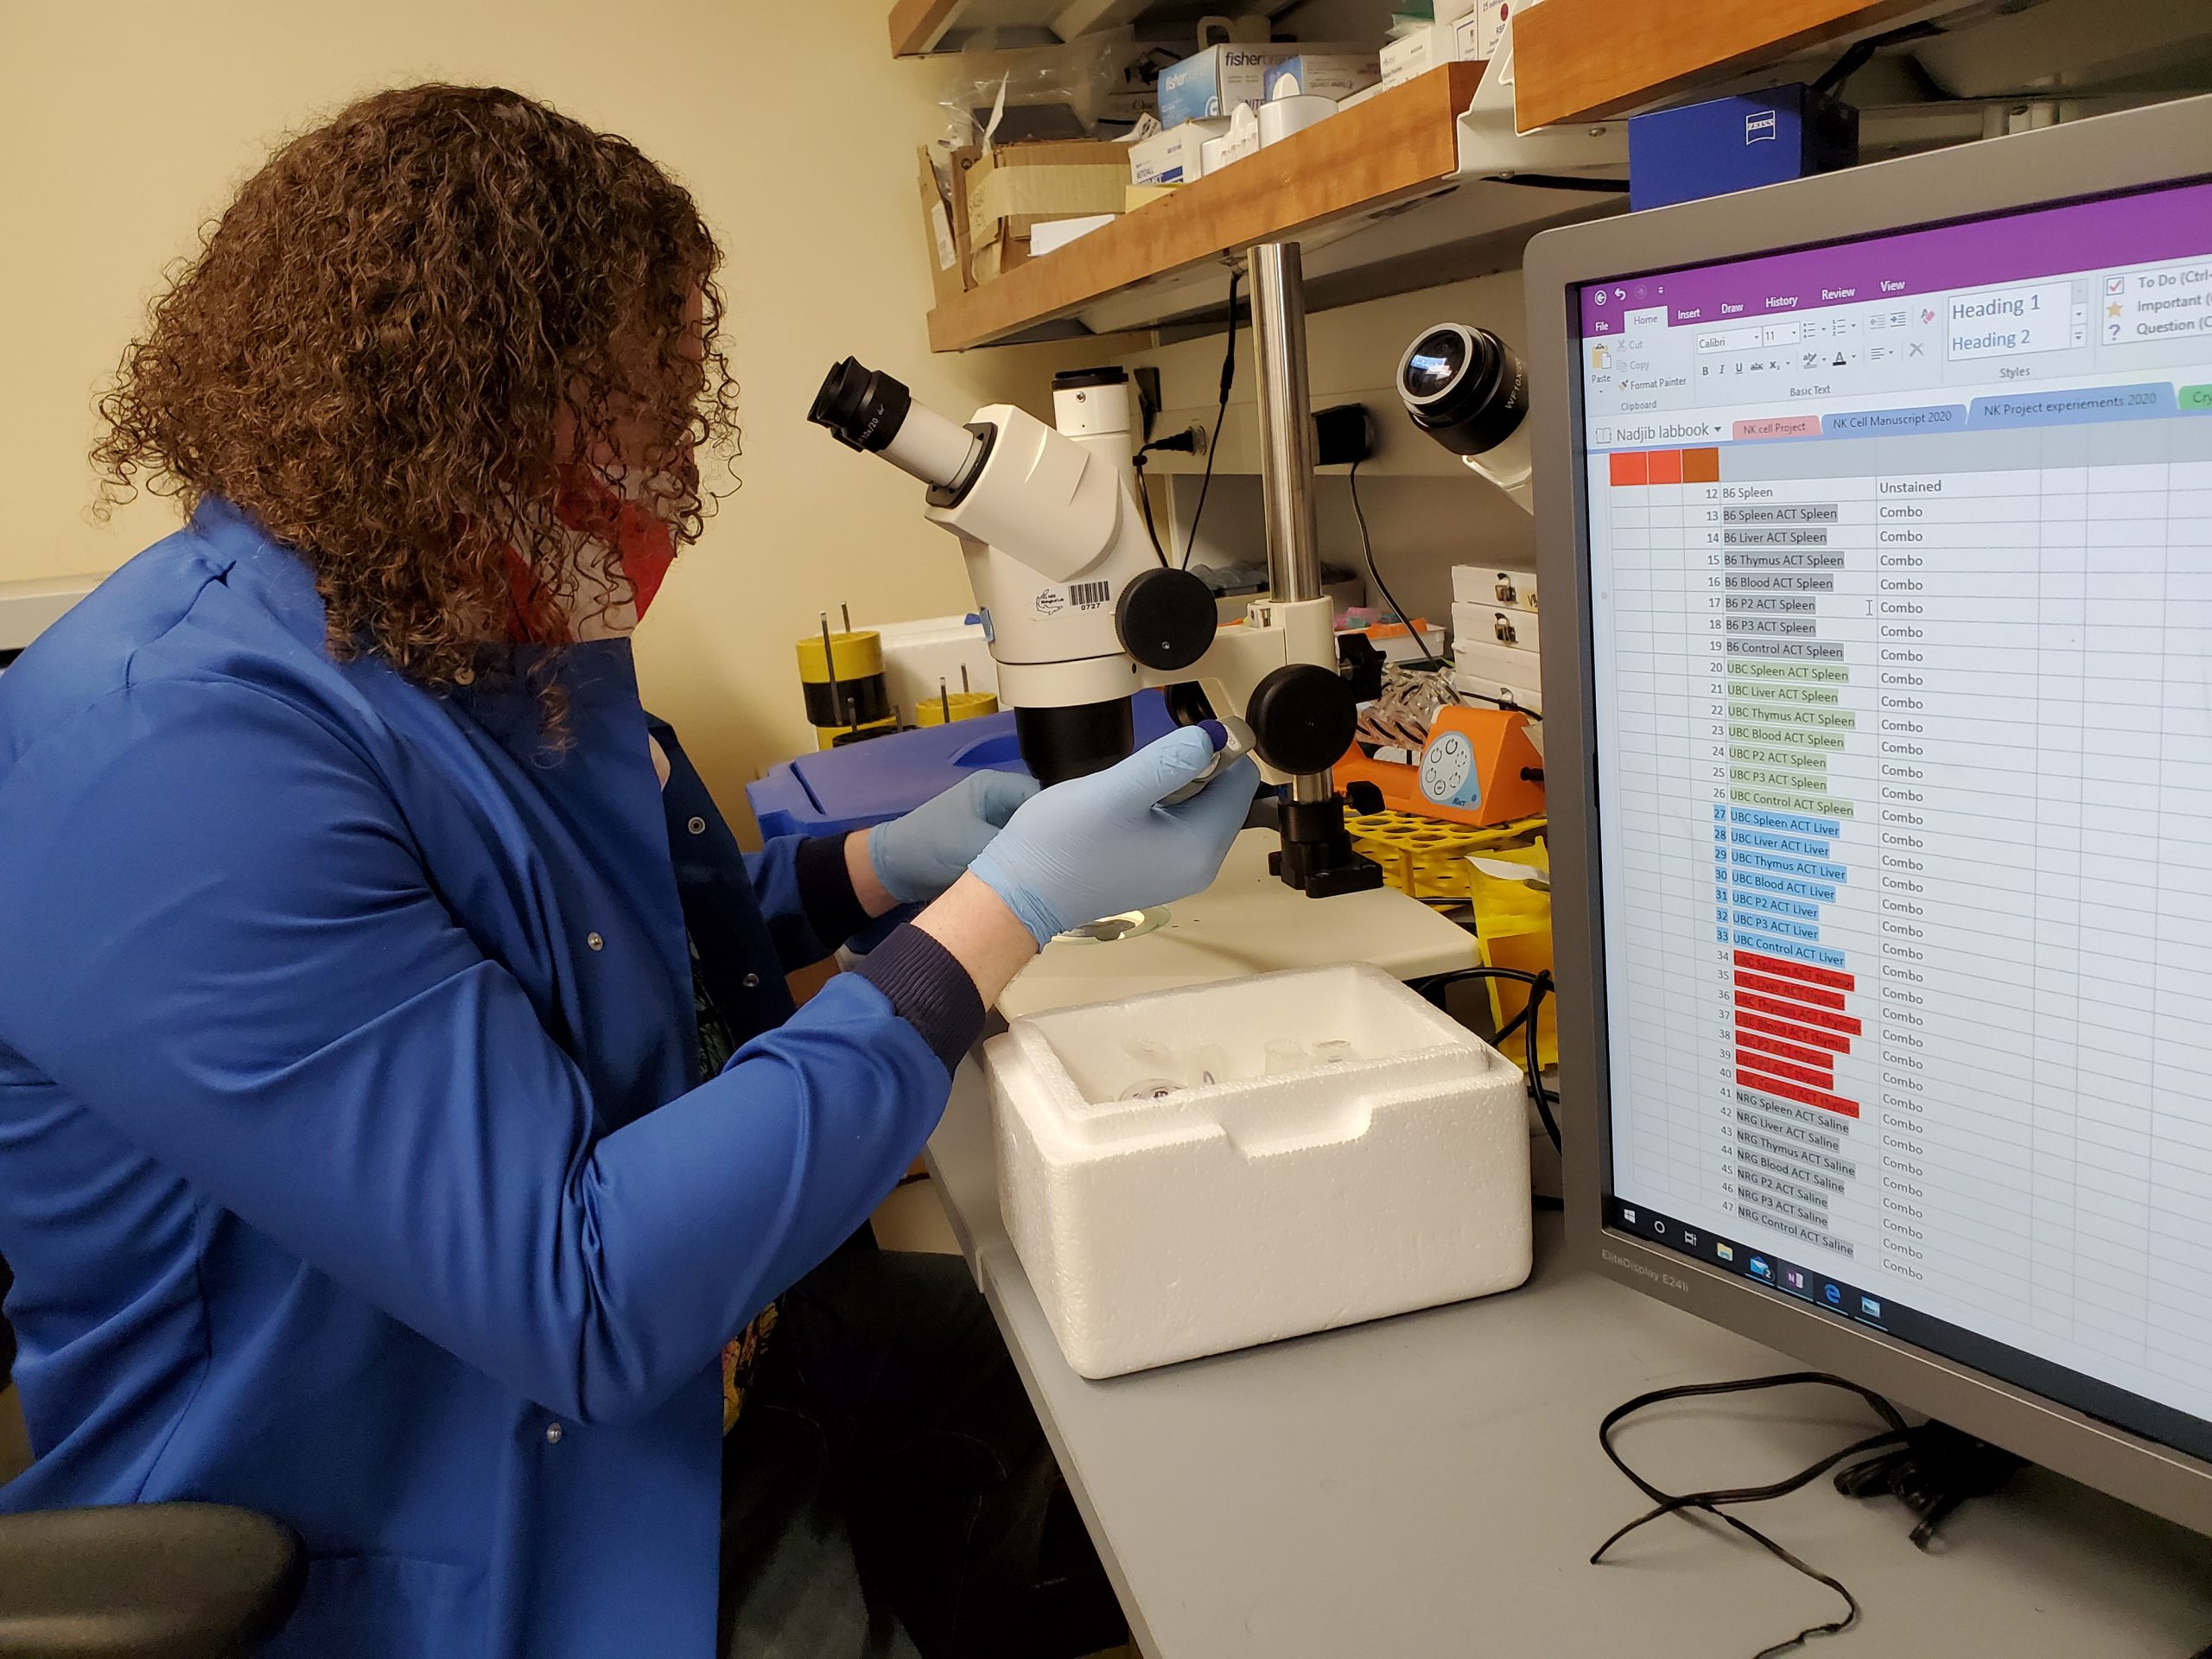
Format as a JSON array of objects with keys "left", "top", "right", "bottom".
[{"left": 0, "top": 1262, "right": 305, "bottom": 1658}]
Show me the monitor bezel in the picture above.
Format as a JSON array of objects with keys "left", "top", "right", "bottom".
[{"left": 1525, "top": 92, "right": 2212, "bottom": 1537}]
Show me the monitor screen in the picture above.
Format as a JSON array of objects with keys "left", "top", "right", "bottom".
[{"left": 1577, "top": 176, "right": 2212, "bottom": 1466}]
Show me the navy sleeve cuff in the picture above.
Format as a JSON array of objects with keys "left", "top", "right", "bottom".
[
  {"left": 855, "top": 925, "right": 985, "bottom": 1074},
  {"left": 794, "top": 832, "right": 873, "bottom": 953}
]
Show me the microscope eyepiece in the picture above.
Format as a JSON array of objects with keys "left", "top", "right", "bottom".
[
  {"left": 810, "top": 358, "right": 913, "bottom": 454},
  {"left": 812, "top": 357, "right": 988, "bottom": 497},
  {"left": 1395, "top": 325, "right": 1528, "bottom": 459}
]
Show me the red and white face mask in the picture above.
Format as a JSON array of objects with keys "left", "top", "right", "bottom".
[{"left": 503, "top": 465, "right": 677, "bottom": 644}]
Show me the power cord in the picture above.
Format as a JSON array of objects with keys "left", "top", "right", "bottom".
[
  {"left": 1183, "top": 267, "right": 1241, "bottom": 569},
  {"left": 1809, "top": 19, "right": 1940, "bottom": 98},
  {"left": 1593, "top": 1374, "right": 1911, "bottom": 1659},
  {"left": 1130, "top": 450, "right": 1170, "bottom": 567},
  {"left": 1596, "top": 1377, "right": 2033, "bottom": 1657},
  {"left": 1348, "top": 461, "right": 1542, "bottom": 721},
  {"left": 1133, "top": 424, "right": 1205, "bottom": 569},
  {"left": 1413, "top": 965, "right": 1559, "bottom": 1152},
  {"left": 1346, "top": 458, "right": 1421, "bottom": 649}
]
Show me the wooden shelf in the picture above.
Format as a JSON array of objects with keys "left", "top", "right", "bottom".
[
  {"left": 928, "top": 62, "right": 1591, "bottom": 353},
  {"left": 1512, "top": 0, "right": 1968, "bottom": 128}
]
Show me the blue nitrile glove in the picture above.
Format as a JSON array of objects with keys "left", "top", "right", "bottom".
[
  {"left": 868, "top": 771, "right": 1042, "bottom": 904},
  {"left": 969, "top": 728, "right": 1259, "bottom": 945}
]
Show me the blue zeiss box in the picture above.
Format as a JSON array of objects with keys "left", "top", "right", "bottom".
[{"left": 1628, "top": 86, "right": 1859, "bottom": 212}]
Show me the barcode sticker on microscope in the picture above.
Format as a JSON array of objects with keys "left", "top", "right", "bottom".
[{"left": 1069, "top": 581, "right": 1111, "bottom": 610}]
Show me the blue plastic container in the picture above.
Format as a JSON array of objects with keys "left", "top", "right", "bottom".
[{"left": 747, "top": 690, "right": 1177, "bottom": 841}]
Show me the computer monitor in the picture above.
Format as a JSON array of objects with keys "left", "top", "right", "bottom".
[{"left": 1529, "top": 93, "right": 2212, "bottom": 1535}]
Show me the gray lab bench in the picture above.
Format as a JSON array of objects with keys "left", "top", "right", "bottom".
[{"left": 925, "top": 1059, "right": 2212, "bottom": 1657}]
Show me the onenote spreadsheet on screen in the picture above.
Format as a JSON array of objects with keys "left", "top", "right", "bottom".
[{"left": 1580, "top": 178, "right": 2212, "bottom": 1463}]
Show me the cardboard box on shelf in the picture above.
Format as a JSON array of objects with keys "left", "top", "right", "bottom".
[
  {"left": 1125, "top": 183, "right": 1179, "bottom": 212},
  {"left": 1129, "top": 118, "right": 1227, "bottom": 186},
  {"left": 917, "top": 148, "right": 972, "bottom": 309},
  {"left": 964, "top": 139, "right": 1130, "bottom": 286}
]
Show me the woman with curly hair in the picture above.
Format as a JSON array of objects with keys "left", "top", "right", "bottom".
[{"left": 0, "top": 85, "right": 1253, "bottom": 1658}]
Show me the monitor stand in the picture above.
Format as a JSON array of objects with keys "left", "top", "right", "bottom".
[{"left": 1834, "top": 1421, "right": 2027, "bottom": 1549}]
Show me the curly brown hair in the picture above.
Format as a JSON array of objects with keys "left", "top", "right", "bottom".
[{"left": 92, "top": 83, "right": 739, "bottom": 715}]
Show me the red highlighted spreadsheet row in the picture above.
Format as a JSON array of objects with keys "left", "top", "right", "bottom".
[
  {"left": 1733, "top": 950, "right": 1854, "bottom": 992},
  {"left": 1737, "top": 989, "right": 1862, "bottom": 1036},
  {"left": 1734, "top": 969, "right": 1849, "bottom": 1012},
  {"left": 1738, "top": 1009, "right": 1852, "bottom": 1052},
  {"left": 1736, "top": 1069, "right": 1860, "bottom": 1120},
  {"left": 1736, "top": 1027, "right": 1837, "bottom": 1072}
]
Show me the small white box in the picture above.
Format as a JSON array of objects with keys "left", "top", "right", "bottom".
[
  {"left": 1129, "top": 118, "right": 1227, "bottom": 186},
  {"left": 1030, "top": 214, "right": 1117, "bottom": 257},
  {"left": 1381, "top": 24, "right": 1444, "bottom": 86},
  {"left": 1381, "top": 21, "right": 1485, "bottom": 85},
  {"left": 1260, "top": 50, "right": 1381, "bottom": 103},
  {"left": 986, "top": 963, "right": 1533, "bottom": 1378},
  {"left": 1452, "top": 670, "right": 1544, "bottom": 716},
  {"left": 1452, "top": 564, "right": 1539, "bottom": 611},
  {"left": 1468, "top": 0, "right": 1515, "bottom": 60},
  {"left": 1452, "top": 634, "right": 1544, "bottom": 690},
  {"left": 869, "top": 613, "right": 997, "bottom": 723},
  {"left": 1199, "top": 105, "right": 1263, "bottom": 175},
  {"left": 1453, "top": 599, "right": 1541, "bottom": 654}
]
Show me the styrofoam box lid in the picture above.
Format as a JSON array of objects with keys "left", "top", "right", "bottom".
[{"left": 998, "top": 962, "right": 1494, "bottom": 1151}]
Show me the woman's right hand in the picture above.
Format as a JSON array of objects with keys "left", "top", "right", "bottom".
[{"left": 968, "top": 729, "right": 1258, "bottom": 947}]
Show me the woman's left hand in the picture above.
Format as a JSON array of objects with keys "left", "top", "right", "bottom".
[{"left": 863, "top": 772, "right": 1040, "bottom": 906}]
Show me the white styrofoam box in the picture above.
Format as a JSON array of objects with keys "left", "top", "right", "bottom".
[
  {"left": 1452, "top": 599, "right": 1541, "bottom": 654},
  {"left": 1129, "top": 118, "right": 1226, "bottom": 186},
  {"left": 1452, "top": 633, "right": 1542, "bottom": 687},
  {"left": 1451, "top": 563, "right": 1539, "bottom": 612},
  {"left": 868, "top": 613, "right": 998, "bottom": 725},
  {"left": 985, "top": 963, "right": 1533, "bottom": 1378}
]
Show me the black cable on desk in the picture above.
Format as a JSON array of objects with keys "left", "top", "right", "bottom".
[{"left": 1592, "top": 1373, "right": 1910, "bottom": 1658}]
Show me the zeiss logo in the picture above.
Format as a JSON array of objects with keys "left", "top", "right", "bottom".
[{"left": 1745, "top": 110, "right": 1778, "bottom": 144}]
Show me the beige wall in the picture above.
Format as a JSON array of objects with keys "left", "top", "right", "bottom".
[
  {"left": 3, "top": 2, "right": 1537, "bottom": 822},
  {"left": 0, "top": 1, "right": 1092, "bottom": 816}
]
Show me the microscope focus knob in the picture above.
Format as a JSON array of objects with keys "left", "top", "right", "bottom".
[
  {"left": 1115, "top": 568, "right": 1217, "bottom": 672},
  {"left": 1247, "top": 664, "right": 1358, "bottom": 776}
]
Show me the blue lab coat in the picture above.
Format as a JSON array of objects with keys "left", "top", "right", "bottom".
[{"left": 0, "top": 499, "right": 982, "bottom": 1657}]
